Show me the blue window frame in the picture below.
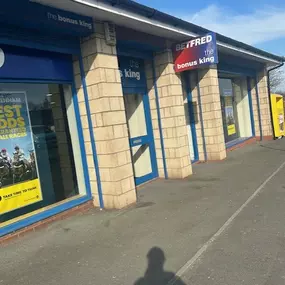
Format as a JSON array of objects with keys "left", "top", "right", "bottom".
[
  {"left": 218, "top": 65, "right": 258, "bottom": 148},
  {"left": 0, "top": 79, "right": 92, "bottom": 237}
]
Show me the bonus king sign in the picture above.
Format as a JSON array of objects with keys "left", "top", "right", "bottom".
[{"left": 172, "top": 32, "right": 219, "bottom": 72}]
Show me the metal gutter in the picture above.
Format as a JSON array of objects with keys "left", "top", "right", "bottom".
[
  {"left": 73, "top": 0, "right": 197, "bottom": 36},
  {"left": 72, "top": 0, "right": 284, "bottom": 64}
]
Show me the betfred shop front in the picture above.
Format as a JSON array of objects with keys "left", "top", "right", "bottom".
[
  {"left": 173, "top": 33, "right": 272, "bottom": 160},
  {"left": 0, "top": 1, "right": 94, "bottom": 237}
]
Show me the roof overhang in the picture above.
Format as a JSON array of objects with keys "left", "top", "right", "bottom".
[{"left": 31, "top": 0, "right": 283, "bottom": 67}]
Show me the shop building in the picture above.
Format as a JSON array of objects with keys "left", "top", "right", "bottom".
[{"left": 0, "top": 0, "right": 283, "bottom": 237}]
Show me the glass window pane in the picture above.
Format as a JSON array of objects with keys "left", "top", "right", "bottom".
[
  {"left": 132, "top": 144, "right": 152, "bottom": 178},
  {"left": 219, "top": 76, "right": 253, "bottom": 143},
  {"left": 124, "top": 94, "right": 147, "bottom": 138},
  {"left": 0, "top": 83, "right": 86, "bottom": 226},
  {"left": 232, "top": 78, "right": 252, "bottom": 138},
  {"left": 62, "top": 84, "right": 86, "bottom": 196}
]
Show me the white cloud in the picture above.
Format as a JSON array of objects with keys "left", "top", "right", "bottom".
[
  {"left": 181, "top": 5, "right": 285, "bottom": 45},
  {"left": 177, "top": 5, "right": 285, "bottom": 91}
]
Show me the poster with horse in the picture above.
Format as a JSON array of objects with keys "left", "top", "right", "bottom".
[{"left": 0, "top": 91, "right": 42, "bottom": 215}]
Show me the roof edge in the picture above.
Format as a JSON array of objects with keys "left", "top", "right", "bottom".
[{"left": 98, "top": 0, "right": 284, "bottom": 63}]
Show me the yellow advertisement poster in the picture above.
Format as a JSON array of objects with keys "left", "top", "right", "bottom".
[
  {"left": 227, "top": 124, "right": 236, "bottom": 136},
  {"left": 0, "top": 91, "right": 42, "bottom": 215},
  {"left": 225, "top": 106, "right": 236, "bottom": 136}
]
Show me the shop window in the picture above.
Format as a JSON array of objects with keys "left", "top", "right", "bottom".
[
  {"left": 0, "top": 83, "right": 86, "bottom": 226},
  {"left": 219, "top": 75, "right": 253, "bottom": 144}
]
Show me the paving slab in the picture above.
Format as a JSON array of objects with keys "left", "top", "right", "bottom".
[{"left": 1, "top": 139, "right": 285, "bottom": 285}]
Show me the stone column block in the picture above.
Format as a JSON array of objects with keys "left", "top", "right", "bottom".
[
  {"left": 198, "top": 66, "right": 226, "bottom": 160},
  {"left": 77, "top": 21, "right": 136, "bottom": 209},
  {"left": 257, "top": 68, "right": 273, "bottom": 138},
  {"left": 153, "top": 50, "right": 192, "bottom": 178}
]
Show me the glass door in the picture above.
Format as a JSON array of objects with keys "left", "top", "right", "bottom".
[{"left": 123, "top": 91, "right": 157, "bottom": 185}]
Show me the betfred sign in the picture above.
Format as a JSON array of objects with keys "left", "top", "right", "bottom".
[{"left": 172, "top": 32, "right": 218, "bottom": 72}]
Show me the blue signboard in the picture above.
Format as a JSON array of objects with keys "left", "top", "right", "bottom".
[
  {"left": 118, "top": 56, "right": 146, "bottom": 89},
  {"left": 0, "top": 45, "right": 73, "bottom": 81},
  {"left": 0, "top": 1, "right": 93, "bottom": 37},
  {"left": 173, "top": 32, "right": 218, "bottom": 72}
]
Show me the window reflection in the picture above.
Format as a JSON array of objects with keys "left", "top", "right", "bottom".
[
  {"left": 219, "top": 75, "right": 253, "bottom": 143},
  {"left": 0, "top": 83, "right": 84, "bottom": 224}
]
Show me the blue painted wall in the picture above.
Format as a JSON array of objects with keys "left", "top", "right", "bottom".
[{"left": 0, "top": 45, "right": 73, "bottom": 81}]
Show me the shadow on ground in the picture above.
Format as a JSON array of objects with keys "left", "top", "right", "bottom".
[{"left": 134, "top": 247, "right": 186, "bottom": 285}]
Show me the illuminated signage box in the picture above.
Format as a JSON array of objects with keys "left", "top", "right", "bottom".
[{"left": 172, "top": 32, "right": 219, "bottom": 72}]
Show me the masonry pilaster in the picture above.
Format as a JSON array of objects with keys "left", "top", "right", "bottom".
[
  {"left": 198, "top": 66, "right": 226, "bottom": 160},
  {"left": 154, "top": 50, "right": 192, "bottom": 178},
  {"left": 74, "top": 22, "right": 136, "bottom": 209},
  {"left": 257, "top": 68, "right": 273, "bottom": 138}
]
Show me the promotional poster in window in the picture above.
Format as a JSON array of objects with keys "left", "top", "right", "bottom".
[
  {"left": 222, "top": 88, "right": 237, "bottom": 136},
  {"left": 225, "top": 106, "right": 236, "bottom": 136},
  {"left": 0, "top": 91, "right": 42, "bottom": 215}
]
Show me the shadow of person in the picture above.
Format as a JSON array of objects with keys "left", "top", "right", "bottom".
[{"left": 134, "top": 247, "right": 187, "bottom": 285}]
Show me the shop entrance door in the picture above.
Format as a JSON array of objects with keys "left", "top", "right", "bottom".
[
  {"left": 219, "top": 78, "right": 239, "bottom": 143},
  {"left": 123, "top": 90, "right": 157, "bottom": 185}
]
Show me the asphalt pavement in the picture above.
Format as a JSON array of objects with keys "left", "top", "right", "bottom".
[{"left": 1, "top": 139, "right": 285, "bottom": 285}]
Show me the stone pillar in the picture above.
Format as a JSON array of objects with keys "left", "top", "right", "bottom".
[
  {"left": 74, "top": 22, "right": 136, "bottom": 209},
  {"left": 198, "top": 66, "right": 226, "bottom": 160},
  {"left": 153, "top": 49, "right": 192, "bottom": 178},
  {"left": 257, "top": 68, "right": 273, "bottom": 138}
]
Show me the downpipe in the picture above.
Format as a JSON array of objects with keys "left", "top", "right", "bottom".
[{"left": 267, "top": 61, "right": 284, "bottom": 139}]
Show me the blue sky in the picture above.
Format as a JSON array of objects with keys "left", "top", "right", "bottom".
[{"left": 136, "top": 0, "right": 285, "bottom": 56}]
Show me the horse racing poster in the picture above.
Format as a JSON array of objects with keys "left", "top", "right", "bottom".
[{"left": 0, "top": 91, "right": 42, "bottom": 215}]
